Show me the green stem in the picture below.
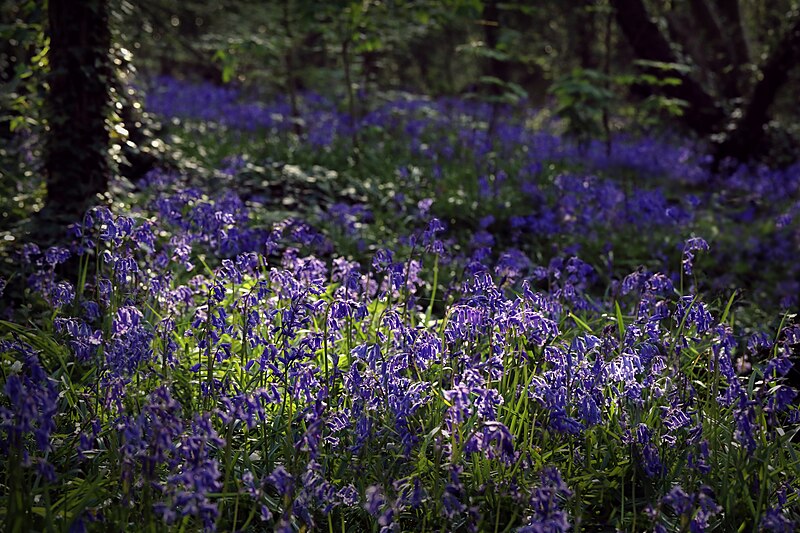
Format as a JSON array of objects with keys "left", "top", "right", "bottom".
[{"left": 424, "top": 254, "right": 439, "bottom": 325}]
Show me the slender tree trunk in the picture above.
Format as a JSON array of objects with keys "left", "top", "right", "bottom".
[
  {"left": 571, "top": 0, "right": 597, "bottom": 70},
  {"left": 115, "top": 46, "right": 164, "bottom": 184},
  {"left": 282, "top": 0, "right": 302, "bottom": 135},
  {"left": 603, "top": 3, "right": 612, "bottom": 156},
  {"left": 444, "top": 23, "right": 456, "bottom": 94},
  {"left": 341, "top": 38, "right": 359, "bottom": 153},
  {"left": 482, "top": 0, "right": 507, "bottom": 139},
  {"left": 614, "top": 0, "right": 800, "bottom": 165},
  {"left": 43, "top": 0, "right": 110, "bottom": 231}
]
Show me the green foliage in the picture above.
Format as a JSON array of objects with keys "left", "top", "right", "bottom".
[
  {"left": 0, "top": 2, "right": 49, "bottom": 233},
  {"left": 549, "top": 68, "right": 615, "bottom": 143},
  {"left": 550, "top": 65, "right": 690, "bottom": 143},
  {"left": 0, "top": 2, "right": 48, "bottom": 134}
]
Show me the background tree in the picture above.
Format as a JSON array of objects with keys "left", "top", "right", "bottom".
[
  {"left": 611, "top": 0, "right": 800, "bottom": 164},
  {"left": 40, "top": 0, "right": 111, "bottom": 238},
  {"left": 716, "top": 8, "right": 800, "bottom": 163}
]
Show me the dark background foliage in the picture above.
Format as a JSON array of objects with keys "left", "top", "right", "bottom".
[{"left": 3, "top": 0, "right": 800, "bottom": 217}]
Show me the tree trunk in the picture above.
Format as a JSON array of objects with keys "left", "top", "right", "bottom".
[
  {"left": 570, "top": 0, "right": 597, "bottom": 70},
  {"left": 716, "top": 11, "right": 800, "bottom": 163},
  {"left": 482, "top": 0, "right": 507, "bottom": 138},
  {"left": 614, "top": 0, "right": 800, "bottom": 165},
  {"left": 43, "top": 0, "right": 110, "bottom": 231},
  {"left": 341, "top": 38, "right": 359, "bottom": 153},
  {"left": 282, "top": 0, "right": 303, "bottom": 136},
  {"left": 687, "top": 0, "right": 741, "bottom": 98},
  {"left": 482, "top": 0, "right": 506, "bottom": 91},
  {"left": 714, "top": 0, "right": 750, "bottom": 68},
  {"left": 610, "top": 0, "right": 726, "bottom": 135}
]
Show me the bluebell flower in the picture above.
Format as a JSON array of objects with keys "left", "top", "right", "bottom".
[
  {"left": 519, "top": 467, "right": 572, "bottom": 532},
  {"left": 0, "top": 344, "right": 59, "bottom": 457},
  {"left": 267, "top": 465, "right": 294, "bottom": 497},
  {"left": 622, "top": 268, "right": 647, "bottom": 295},
  {"left": 662, "top": 404, "right": 692, "bottom": 432},
  {"left": 443, "top": 383, "right": 473, "bottom": 426},
  {"left": 442, "top": 465, "right": 467, "bottom": 519},
  {"left": 760, "top": 507, "right": 795, "bottom": 532},
  {"left": 764, "top": 385, "right": 796, "bottom": 415},
  {"left": 675, "top": 296, "right": 714, "bottom": 333},
  {"left": 682, "top": 237, "right": 709, "bottom": 276},
  {"left": 662, "top": 485, "right": 693, "bottom": 515},
  {"left": 394, "top": 477, "right": 426, "bottom": 509},
  {"left": 733, "top": 404, "right": 758, "bottom": 454},
  {"left": 645, "top": 273, "right": 674, "bottom": 294},
  {"left": 422, "top": 217, "right": 446, "bottom": 254},
  {"left": 364, "top": 485, "right": 385, "bottom": 516},
  {"left": 105, "top": 313, "right": 154, "bottom": 379},
  {"left": 54, "top": 317, "right": 103, "bottom": 362},
  {"left": 338, "top": 485, "right": 359, "bottom": 506},
  {"left": 44, "top": 246, "right": 71, "bottom": 266},
  {"left": 550, "top": 412, "right": 585, "bottom": 435},
  {"left": 763, "top": 354, "right": 793, "bottom": 379},
  {"left": 120, "top": 386, "right": 182, "bottom": 467},
  {"left": 50, "top": 280, "right": 75, "bottom": 308},
  {"left": 687, "top": 440, "right": 712, "bottom": 474},
  {"left": 578, "top": 395, "right": 602, "bottom": 426},
  {"left": 641, "top": 441, "right": 664, "bottom": 477},
  {"left": 113, "top": 306, "right": 143, "bottom": 336},
  {"left": 158, "top": 415, "right": 224, "bottom": 532}
]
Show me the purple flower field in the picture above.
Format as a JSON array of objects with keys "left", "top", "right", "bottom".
[{"left": 1, "top": 78, "right": 799, "bottom": 532}]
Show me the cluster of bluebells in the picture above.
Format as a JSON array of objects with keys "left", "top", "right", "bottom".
[
  {"left": 650, "top": 485, "right": 722, "bottom": 532},
  {"left": 0, "top": 341, "right": 59, "bottom": 480},
  {"left": 518, "top": 468, "right": 574, "bottom": 533},
  {"left": 143, "top": 77, "right": 800, "bottom": 307},
  {"left": 7, "top": 205, "right": 797, "bottom": 531},
  {"left": 1, "top": 78, "right": 799, "bottom": 532}
]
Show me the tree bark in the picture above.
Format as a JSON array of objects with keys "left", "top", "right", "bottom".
[
  {"left": 282, "top": 0, "right": 303, "bottom": 135},
  {"left": 570, "top": 0, "right": 597, "bottom": 70},
  {"left": 688, "top": 0, "right": 741, "bottom": 98},
  {"left": 714, "top": 0, "right": 750, "bottom": 67},
  {"left": 482, "top": 0, "right": 507, "bottom": 93},
  {"left": 610, "top": 0, "right": 726, "bottom": 135},
  {"left": 341, "top": 38, "right": 359, "bottom": 152},
  {"left": 482, "top": 0, "right": 507, "bottom": 138},
  {"left": 716, "top": 10, "right": 800, "bottom": 163},
  {"left": 44, "top": 0, "right": 110, "bottom": 229}
]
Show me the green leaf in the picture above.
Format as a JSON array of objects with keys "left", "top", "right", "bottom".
[{"left": 633, "top": 59, "right": 692, "bottom": 74}]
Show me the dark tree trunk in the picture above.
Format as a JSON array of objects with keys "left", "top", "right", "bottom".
[
  {"left": 482, "top": 0, "right": 507, "bottom": 138},
  {"left": 714, "top": 0, "right": 750, "bottom": 67},
  {"left": 570, "top": 0, "right": 597, "bottom": 70},
  {"left": 482, "top": 0, "right": 507, "bottom": 91},
  {"left": 282, "top": 0, "right": 303, "bottom": 136},
  {"left": 610, "top": 0, "right": 726, "bottom": 135},
  {"left": 687, "top": 0, "right": 741, "bottom": 98},
  {"left": 682, "top": 0, "right": 752, "bottom": 99},
  {"left": 341, "top": 38, "right": 359, "bottom": 152},
  {"left": 716, "top": 11, "right": 800, "bottom": 163},
  {"left": 43, "top": 0, "right": 110, "bottom": 230}
]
